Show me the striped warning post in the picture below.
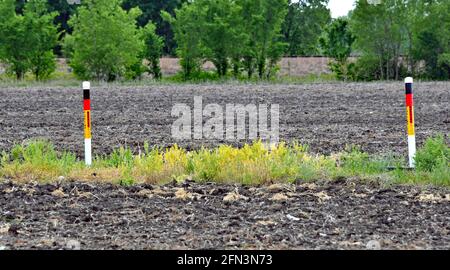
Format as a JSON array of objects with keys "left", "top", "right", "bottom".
[
  {"left": 83, "top": 81, "right": 92, "bottom": 166},
  {"left": 405, "top": 77, "right": 416, "bottom": 168}
]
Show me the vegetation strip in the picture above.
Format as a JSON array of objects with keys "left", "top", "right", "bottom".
[{"left": 0, "top": 136, "right": 448, "bottom": 186}]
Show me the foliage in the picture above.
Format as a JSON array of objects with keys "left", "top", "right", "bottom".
[
  {"left": 393, "top": 135, "right": 450, "bottom": 186},
  {"left": 350, "top": 0, "right": 450, "bottom": 81},
  {"left": 162, "top": 3, "right": 204, "bottom": 80},
  {"left": 350, "top": 0, "right": 406, "bottom": 81},
  {"left": 24, "top": 0, "right": 59, "bottom": 80},
  {"left": 415, "top": 135, "right": 449, "bottom": 172},
  {"left": 198, "top": 0, "right": 242, "bottom": 77},
  {"left": 164, "top": 0, "right": 288, "bottom": 80},
  {"left": 412, "top": 0, "right": 450, "bottom": 80},
  {"left": 0, "top": 0, "right": 59, "bottom": 80},
  {"left": 64, "top": 0, "right": 144, "bottom": 81},
  {"left": 320, "top": 17, "right": 354, "bottom": 63},
  {"left": 240, "top": 0, "right": 289, "bottom": 79},
  {"left": 352, "top": 55, "right": 381, "bottom": 81},
  {"left": 122, "top": 0, "right": 186, "bottom": 55},
  {"left": 283, "top": 0, "right": 331, "bottom": 56},
  {"left": 142, "top": 22, "right": 164, "bottom": 79},
  {"left": 320, "top": 17, "right": 355, "bottom": 81},
  {"left": 437, "top": 53, "right": 450, "bottom": 79},
  {"left": 0, "top": 140, "right": 78, "bottom": 182}
]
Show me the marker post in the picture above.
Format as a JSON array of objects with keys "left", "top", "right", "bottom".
[
  {"left": 83, "top": 81, "right": 92, "bottom": 166},
  {"left": 405, "top": 77, "right": 416, "bottom": 168}
]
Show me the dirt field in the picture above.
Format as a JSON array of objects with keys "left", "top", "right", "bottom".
[
  {"left": 0, "top": 82, "right": 449, "bottom": 250},
  {"left": 0, "top": 82, "right": 448, "bottom": 157},
  {"left": 0, "top": 179, "right": 449, "bottom": 250}
]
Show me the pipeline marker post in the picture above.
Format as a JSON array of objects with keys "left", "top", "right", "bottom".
[
  {"left": 83, "top": 81, "right": 92, "bottom": 166},
  {"left": 405, "top": 77, "right": 416, "bottom": 168}
]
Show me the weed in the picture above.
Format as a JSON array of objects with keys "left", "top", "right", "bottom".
[
  {"left": 415, "top": 135, "right": 449, "bottom": 172},
  {"left": 0, "top": 136, "right": 448, "bottom": 186}
]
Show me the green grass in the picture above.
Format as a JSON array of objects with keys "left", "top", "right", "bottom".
[
  {"left": 0, "top": 71, "right": 80, "bottom": 88},
  {"left": 0, "top": 135, "right": 448, "bottom": 187},
  {"left": 391, "top": 135, "right": 450, "bottom": 186},
  {"left": 0, "top": 69, "right": 338, "bottom": 88}
]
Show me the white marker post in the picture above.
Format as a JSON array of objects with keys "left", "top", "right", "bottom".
[
  {"left": 83, "top": 81, "right": 92, "bottom": 166},
  {"left": 405, "top": 77, "right": 416, "bottom": 168}
]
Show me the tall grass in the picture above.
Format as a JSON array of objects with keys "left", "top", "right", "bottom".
[
  {"left": 393, "top": 135, "right": 450, "bottom": 186},
  {"left": 0, "top": 135, "right": 448, "bottom": 186}
]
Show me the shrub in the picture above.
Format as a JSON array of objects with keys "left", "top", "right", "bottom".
[
  {"left": 353, "top": 56, "right": 382, "bottom": 81},
  {"left": 438, "top": 53, "right": 450, "bottom": 79}
]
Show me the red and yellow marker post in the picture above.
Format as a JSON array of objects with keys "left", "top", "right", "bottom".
[
  {"left": 83, "top": 81, "right": 92, "bottom": 166},
  {"left": 405, "top": 77, "right": 416, "bottom": 168}
]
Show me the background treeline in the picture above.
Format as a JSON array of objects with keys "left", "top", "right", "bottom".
[{"left": 0, "top": 0, "right": 449, "bottom": 81}]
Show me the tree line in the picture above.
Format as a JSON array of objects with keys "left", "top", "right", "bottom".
[{"left": 0, "top": 0, "right": 449, "bottom": 81}]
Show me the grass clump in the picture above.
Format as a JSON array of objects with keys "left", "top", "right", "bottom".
[
  {"left": 393, "top": 135, "right": 450, "bottom": 186},
  {"left": 0, "top": 140, "right": 80, "bottom": 182},
  {"left": 415, "top": 135, "right": 449, "bottom": 172}
]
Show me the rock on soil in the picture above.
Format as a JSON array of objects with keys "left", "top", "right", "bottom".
[{"left": 0, "top": 180, "right": 449, "bottom": 250}]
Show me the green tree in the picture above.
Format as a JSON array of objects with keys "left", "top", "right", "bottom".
[
  {"left": 47, "top": 0, "right": 78, "bottom": 34},
  {"left": 413, "top": 0, "right": 450, "bottom": 79},
  {"left": 142, "top": 22, "right": 164, "bottom": 79},
  {"left": 24, "top": 0, "right": 59, "bottom": 80},
  {"left": 0, "top": 0, "right": 59, "bottom": 80},
  {"left": 64, "top": 0, "right": 144, "bottom": 81},
  {"left": 349, "top": 0, "right": 449, "bottom": 81},
  {"left": 195, "top": 0, "right": 243, "bottom": 77},
  {"left": 239, "top": 0, "right": 288, "bottom": 79},
  {"left": 164, "top": 0, "right": 287, "bottom": 80},
  {"left": 350, "top": 0, "right": 406, "bottom": 80},
  {"left": 162, "top": 3, "right": 206, "bottom": 80},
  {"left": 282, "top": 0, "right": 331, "bottom": 56},
  {"left": 320, "top": 17, "right": 355, "bottom": 80},
  {"left": 14, "top": 1, "right": 78, "bottom": 54},
  {"left": 0, "top": 0, "right": 28, "bottom": 79},
  {"left": 122, "top": 0, "right": 186, "bottom": 55}
]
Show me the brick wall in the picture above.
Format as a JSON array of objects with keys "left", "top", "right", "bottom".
[
  {"left": 1, "top": 57, "right": 338, "bottom": 77},
  {"left": 160, "top": 57, "right": 335, "bottom": 77}
]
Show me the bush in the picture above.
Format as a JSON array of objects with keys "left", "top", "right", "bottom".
[
  {"left": 329, "top": 60, "right": 356, "bottom": 81},
  {"left": 438, "top": 53, "right": 450, "bottom": 79},
  {"left": 353, "top": 56, "right": 382, "bottom": 81}
]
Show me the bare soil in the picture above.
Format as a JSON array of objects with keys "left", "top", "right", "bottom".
[
  {"left": 0, "top": 82, "right": 448, "bottom": 157},
  {"left": 0, "top": 180, "right": 449, "bottom": 250},
  {"left": 0, "top": 82, "right": 449, "bottom": 250}
]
